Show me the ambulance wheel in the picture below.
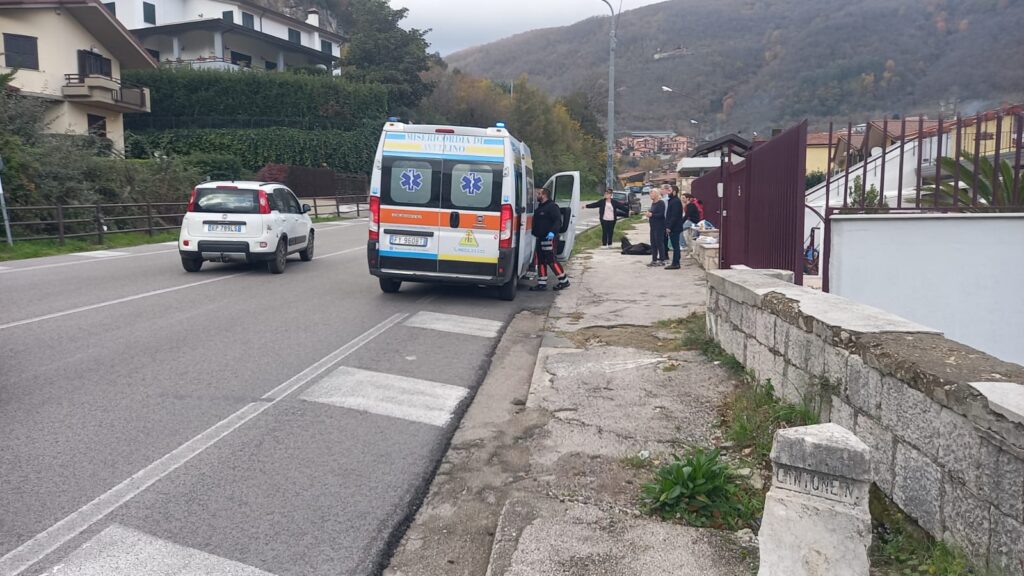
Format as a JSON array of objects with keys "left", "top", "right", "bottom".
[
  {"left": 498, "top": 274, "right": 518, "bottom": 301},
  {"left": 379, "top": 277, "right": 401, "bottom": 294}
]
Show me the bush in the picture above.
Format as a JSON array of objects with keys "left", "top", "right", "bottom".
[
  {"left": 122, "top": 69, "right": 388, "bottom": 129},
  {"left": 640, "top": 448, "right": 761, "bottom": 530},
  {"left": 126, "top": 124, "right": 381, "bottom": 174},
  {"left": 181, "top": 153, "right": 250, "bottom": 181}
]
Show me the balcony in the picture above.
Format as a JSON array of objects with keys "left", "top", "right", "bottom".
[{"left": 61, "top": 74, "right": 151, "bottom": 113}]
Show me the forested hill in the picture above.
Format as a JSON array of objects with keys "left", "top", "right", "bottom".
[{"left": 445, "top": 0, "right": 1024, "bottom": 134}]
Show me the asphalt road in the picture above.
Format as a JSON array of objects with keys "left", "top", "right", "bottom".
[{"left": 0, "top": 214, "right": 599, "bottom": 576}]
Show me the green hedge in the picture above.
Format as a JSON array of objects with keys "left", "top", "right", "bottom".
[
  {"left": 122, "top": 69, "right": 388, "bottom": 129},
  {"left": 126, "top": 125, "right": 381, "bottom": 174}
]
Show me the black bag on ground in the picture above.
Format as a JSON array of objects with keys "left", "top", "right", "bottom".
[{"left": 620, "top": 237, "right": 652, "bottom": 256}]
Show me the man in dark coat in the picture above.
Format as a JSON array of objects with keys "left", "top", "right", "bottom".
[
  {"left": 530, "top": 187, "right": 569, "bottom": 291},
  {"left": 664, "top": 185, "right": 684, "bottom": 269}
]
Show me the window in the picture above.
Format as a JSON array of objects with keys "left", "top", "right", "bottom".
[
  {"left": 385, "top": 159, "right": 435, "bottom": 206},
  {"left": 2, "top": 34, "right": 39, "bottom": 70},
  {"left": 288, "top": 28, "right": 301, "bottom": 44},
  {"left": 241, "top": 11, "right": 254, "bottom": 29},
  {"left": 265, "top": 61, "right": 277, "bottom": 71},
  {"left": 221, "top": 10, "right": 233, "bottom": 23},
  {"left": 193, "top": 188, "right": 259, "bottom": 213},
  {"left": 78, "top": 50, "right": 112, "bottom": 77},
  {"left": 103, "top": 1, "right": 116, "bottom": 15},
  {"left": 320, "top": 39, "right": 332, "bottom": 54},
  {"left": 283, "top": 190, "right": 302, "bottom": 213},
  {"left": 142, "top": 1, "right": 155, "bottom": 24},
  {"left": 87, "top": 114, "right": 107, "bottom": 139},
  {"left": 230, "top": 50, "right": 251, "bottom": 68},
  {"left": 265, "top": 191, "right": 284, "bottom": 212},
  {"left": 447, "top": 163, "right": 500, "bottom": 210},
  {"left": 146, "top": 48, "right": 160, "bottom": 61}
]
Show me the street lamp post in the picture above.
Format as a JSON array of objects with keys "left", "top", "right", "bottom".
[{"left": 598, "top": 0, "right": 618, "bottom": 190}]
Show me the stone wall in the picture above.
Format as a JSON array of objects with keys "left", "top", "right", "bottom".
[{"left": 706, "top": 269, "right": 1024, "bottom": 575}]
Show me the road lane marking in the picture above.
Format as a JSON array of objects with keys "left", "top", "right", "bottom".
[
  {"left": 73, "top": 250, "right": 129, "bottom": 258},
  {"left": 0, "top": 250, "right": 178, "bottom": 275},
  {"left": 0, "top": 313, "right": 407, "bottom": 576},
  {"left": 0, "top": 273, "right": 245, "bottom": 331},
  {"left": 404, "top": 311, "right": 503, "bottom": 338},
  {"left": 318, "top": 246, "right": 364, "bottom": 259},
  {"left": 300, "top": 366, "right": 468, "bottom": 427},
  {"left": 40, "top": 524, "right": 276, "bottom": 576},
  {"left": 0, "top": 266, "right": 8, "bottom": 271}
]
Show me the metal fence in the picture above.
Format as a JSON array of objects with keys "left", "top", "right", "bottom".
[
  {"left": 692, "top": 121, "right": 807, "bottom": 284},
  {"left": 5, "top": 195, "right": 369, "bottom": 245},
  {"left": 810, "top": 105, "right": 1024, "bottom": 291}
]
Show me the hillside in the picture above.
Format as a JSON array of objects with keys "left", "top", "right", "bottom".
[{"left": 445, "top": 0, "right": 1024, "bottom": 135}]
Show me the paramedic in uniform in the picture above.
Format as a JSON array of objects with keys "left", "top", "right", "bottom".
[{"left": 530, "top": 187, "right": 570, "bottom": 291}]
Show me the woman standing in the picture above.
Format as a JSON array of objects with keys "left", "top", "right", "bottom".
[
  {"left": 646, "top": 189, "right": 667, "bottom": 266},
  {"left": 586, "top": 188, "right": 627, "bottom": 248}
]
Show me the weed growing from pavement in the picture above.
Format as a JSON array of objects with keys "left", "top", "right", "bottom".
[
  {"left": 640, "top": 448, "right": 762, "bottom": 531},
  {"left": 870, "top": 487, "right": 994, "bottom": 576},
  {"left": 725, "top": 380, "right": 819, "bottom": 464},
  {"left": 0, "top": 231, "right": 180, "bottom": 261},
  {"left": 620, "top": 453, "right": 655, "bottom": 470}
]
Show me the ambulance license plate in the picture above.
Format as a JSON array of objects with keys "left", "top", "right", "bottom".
[{"left": 391, "top": 235, "right": 427, "bottom": 247}]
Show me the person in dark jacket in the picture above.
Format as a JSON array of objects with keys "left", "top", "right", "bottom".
[
  {"left": 664, "top": 185, "right": 684, "bottom": 269},
  {"left": 530, "top": 187, "right": 569, "bottom": 291},
  {"left": 682, "top": 193, "right": 701, "bottom": 246},
  {"left": 646, "top": 188, "right": 667, "bottom": 266},
  {"left": 586, "top": 188, "right": 628, "bottom": 247}
]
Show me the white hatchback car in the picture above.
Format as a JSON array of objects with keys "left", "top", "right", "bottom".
[{"left": 179, "top": 181, "right": 315, "bottom": 274}]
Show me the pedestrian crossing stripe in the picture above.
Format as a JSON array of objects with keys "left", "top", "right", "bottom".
[{"left": 459, "top": 230, "right": 478, "bottom": 248}]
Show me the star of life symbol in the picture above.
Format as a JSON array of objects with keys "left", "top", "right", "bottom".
[
  {"left": 400, "top": 169, "right": 423, "bottom": 193},
  {"left": 460, "top": 172, "right": 483, "bottom": 196}
]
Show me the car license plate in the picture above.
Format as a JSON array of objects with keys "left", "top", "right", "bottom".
[
  {"left": 391, "top": 235, "right": 427, "bottom": 247},
  {"left": 206, "top": 224, "right": 243, "bottom": 233}
]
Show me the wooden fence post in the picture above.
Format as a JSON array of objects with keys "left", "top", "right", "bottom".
[
  {"left": 146, "top": 202, "right": 154, "bottom": 237},
  {"left": 95, "top": 204, "right": 104, "bottom": 244},
  {"left": 57, "top": 204, "right": 65, "bottom": 246}
]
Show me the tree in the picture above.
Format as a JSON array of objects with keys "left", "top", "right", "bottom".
[
  {"left": 338, "top": 0, "right": 432, "bottom": 114},
  {"left": 558, "top": 92, "right": 603, "bottom": 139},
  {"left": 805, "top": 170, "right": 825, "bottom": 190},
  {"left": 922, "top": 151, "right": 1023, "bottom": 211}
]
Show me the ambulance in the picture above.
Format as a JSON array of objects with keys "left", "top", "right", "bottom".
[{"left": 366, "top": 121, "right": 581, "bottom": 301}]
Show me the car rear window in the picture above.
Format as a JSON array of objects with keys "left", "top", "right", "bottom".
[{"left": 194, "top": 188, "right": 260, "bottom": 213}]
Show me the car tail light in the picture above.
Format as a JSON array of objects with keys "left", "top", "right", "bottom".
[
  {"left": 499, "top": 204, "right": 513, "bottom": 249},
  {"left": 369, "top": 196, "right": 380, "bottom": 241},
  {"left": 187, "top": 187, "right": 197, "bottom": 212},
  {"left": 258, "top": 190, "right": 271, "bottom": 214},
  {"left": 183, "top": 239, "right": 190, "bottom": 247}
]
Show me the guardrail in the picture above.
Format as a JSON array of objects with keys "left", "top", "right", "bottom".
[{"left": 5, "top": 195, "right": 369, "bottom": 245}]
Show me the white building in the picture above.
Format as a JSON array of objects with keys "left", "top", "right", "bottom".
[
  {"left": 101, "top": 0, "right": 342, "bottom": 71},
  {"left": 0, "top": 0, "right": 156, "bottom": 152}
]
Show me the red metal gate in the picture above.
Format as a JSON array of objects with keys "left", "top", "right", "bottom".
[{"left": 692, "top": 121, "right": 807, "bottom": 283}]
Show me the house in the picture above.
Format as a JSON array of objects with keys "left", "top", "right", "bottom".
[
  {"left": 675, "top": 133, "right": 751, "bottom": 193},
  {"left": 102, "top": 0, "right": 343, "bottom": 71},
  {"left": 0, "top": 0, "right": 155, "bottom": 152},
  {"left": 806, "top": 131, "right": 838, "bottom": 174}
]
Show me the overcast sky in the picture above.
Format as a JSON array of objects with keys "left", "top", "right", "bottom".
[{"left": 389, "top": 0, "right": 666, "bottom": 55}]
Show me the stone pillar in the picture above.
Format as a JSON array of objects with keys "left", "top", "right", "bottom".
[
  {"left": 276, "top": 50, "right": 285, "bottom": 72},
  {"left": 213, "top": 31, "right": 223, "bottom": 59},
  {"left": 171, "top": 36, "right": 180, "bottom": 59},
  {"left": 758, "top": 423, "right": 872, "bottom": 576}
]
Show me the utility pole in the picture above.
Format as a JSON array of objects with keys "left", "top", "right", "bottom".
[
  {"left": 0, "top": 155, "right": 12, "bottom": 246},
  {"left": 598, "top": 0, "right": 619, "bottom": 190}
]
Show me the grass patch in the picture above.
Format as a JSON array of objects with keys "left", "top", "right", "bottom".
[
  {"left": 870, "top": 487, "right": 991, "bottom": 575},
  {"left": 621, "top": 452, "right": 655, "bottom": 470},
  {"left": 571, "top": 215, "right": 642, "bottom": 257},
  {"left": 0, "top": 231, "right": 180, "bottom": 262},
  {"left": 724, "top": 380, "right": 819, "bottom": 463},
  {"left": 640, "top": 447, "right": 763, "bottom": 531},
  {"left": 674, "top": 313, "right": 748, "bottom": 378}
]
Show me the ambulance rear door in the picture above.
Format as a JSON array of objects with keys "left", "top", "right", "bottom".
[{"left": 544, "top": 171, "right": 581, "bottom": 261}]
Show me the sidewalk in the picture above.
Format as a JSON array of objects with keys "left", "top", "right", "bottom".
[{"left": 385, "top": 222, "right": 757, "bottom": 576}]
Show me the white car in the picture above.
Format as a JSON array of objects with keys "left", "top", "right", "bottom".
[{"left": 178, "top": 181, "right": 315, "bottom": 274}]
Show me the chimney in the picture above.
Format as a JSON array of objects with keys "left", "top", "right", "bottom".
[{"left": 306, "top": 8, "right": 319, "bottom": 27}]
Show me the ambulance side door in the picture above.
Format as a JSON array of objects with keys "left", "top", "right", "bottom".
[{"left": 544, "top": 171, "right": 581, "bottom": 261}]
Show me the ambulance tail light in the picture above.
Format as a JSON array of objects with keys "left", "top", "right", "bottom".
[
  {"left": 499, "top": 204, "right": 513, "bottom": 249},
  {"left": 369, "top": 196, "right": 380, "bottom": 241}
]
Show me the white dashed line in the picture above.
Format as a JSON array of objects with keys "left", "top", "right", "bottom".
[
  {"left": 403, "top": 311, "right": 504, "bottom": 339},
  {"left": 40, "top": 524, "right": 276, "bottom": 576},
  {"left": 0, "top": 250, "right": 178, "bottom": 275},
  {"left": 300, "top": 366, "right": 468, "bottom": 427}
]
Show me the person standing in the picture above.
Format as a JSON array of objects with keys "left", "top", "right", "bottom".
[
  {"left": 586, "top": 188, "right": 627, "bottom": 248},
  {"left": 530, "top": 187, "right": 570, "bottom": 291},
  {"left": 664, "top": 185, "right": 684, "bottom": 270},
  {"left": 646, "top": 189, "right": 667, "bottom": 266},
  {"left": 682, "top": 193, "right": 701, "bottom": 246}
]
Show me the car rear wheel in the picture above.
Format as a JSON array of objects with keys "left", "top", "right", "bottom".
[
  {"left": 299, "top": 231, "right": 315, "bottom": 261},
  {"left": 497, "top": 272, "right": 518, "bottom": 301},
  {"left": 181, "top": 256, "right": 203, "bottom": 273},
  {"left": 379, "top": 277, "right": 401, "bottom": 293},
  {"left": 268, "top": 239, "right": 287, "bottom": 274}
]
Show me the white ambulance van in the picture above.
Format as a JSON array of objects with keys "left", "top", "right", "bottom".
[{"left": 366, "top": 121, "right": 581, "bottom": 301}]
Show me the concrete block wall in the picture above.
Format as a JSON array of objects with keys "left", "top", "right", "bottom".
[{"left": 706, "top": 269, "right": 1024, "bottom": 575}]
